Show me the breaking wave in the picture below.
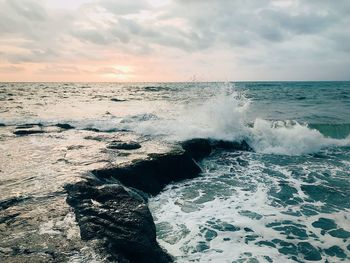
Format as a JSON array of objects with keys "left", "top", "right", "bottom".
[{"left": 130, "top": 89, "right": 350, "bottom": 156}]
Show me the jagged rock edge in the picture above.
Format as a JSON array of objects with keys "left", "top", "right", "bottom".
[{"left": 64, "top": 139, "right": 252, "bottom": 263}]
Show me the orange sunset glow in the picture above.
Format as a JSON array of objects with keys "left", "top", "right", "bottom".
[{"left": 1, "top": 0, "right": 350, "bottom": 82}]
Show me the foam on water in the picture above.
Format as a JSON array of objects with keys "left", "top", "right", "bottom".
[
  {"left": 149, "top": 149, "right": 350, "bottom": 262},
  {"left": 129, "top": 88, "right": 350, "bottom": 155}
]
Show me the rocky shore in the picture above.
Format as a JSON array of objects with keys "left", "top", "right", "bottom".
[
  {"left": 65, "top": 138, "right": 252, "bottom": 262},
  {"left": 0, "top": 124, "right": 251, "bottom": 262}
]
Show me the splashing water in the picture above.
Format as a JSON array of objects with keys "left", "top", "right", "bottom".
[{"left": 130, "top": 87, "right": 350, "bottom": 155}]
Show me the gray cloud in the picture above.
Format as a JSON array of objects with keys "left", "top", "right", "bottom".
[{"left": 0, "top": 0, "right": 349, "bottom": 80}]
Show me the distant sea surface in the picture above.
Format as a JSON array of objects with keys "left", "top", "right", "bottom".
[{"left": 1, "top": 81, "right": 350, "bottom": 262}]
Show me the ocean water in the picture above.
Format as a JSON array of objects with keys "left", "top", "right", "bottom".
[{"left": 1, "top": 81, "right": 350, "bottom": 262}]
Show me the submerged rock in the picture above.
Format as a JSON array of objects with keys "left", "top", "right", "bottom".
[
  {"left": 13, "top": 130, "right": 45, "bottom": 136},
  {"left": 56, "top": 123, "right": 75, "bottom": 130},
  {"left": 111, "top": 98, "right": 126, "bottom": 102},
  {"left": 15, "top": 124, "right": 41, "bottom": 129},
  {"left": 107, "top": 141, "right": 141, "bottom": 150}
]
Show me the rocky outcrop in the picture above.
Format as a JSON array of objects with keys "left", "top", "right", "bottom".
[
  {"left": 182, "top": 138, "right": 252, "bottom": 161},
  {"left": 65, "top": 138, "right": 252, "bottom": 263},
  {"left": 56, "top": 123, "right": 75, "bottom": 130},
  {"left": 13, "top": 130, "right": 45, "bottom": 136},
  {"left": 111, "top": 98, "right": 126, "bottom": 102},
  {"left": 107, "top": 141, "right": 142, "bottom": 150},
  {"left": 65, "top": 180, "right": 171, "bottom": 263},
  {"left": 92, "top": 150, "right": 202, "bottom": 196}
]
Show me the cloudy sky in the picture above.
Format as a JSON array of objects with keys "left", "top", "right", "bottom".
[{"left": 0, "top": 0, "right": 349, "bottom": 82}]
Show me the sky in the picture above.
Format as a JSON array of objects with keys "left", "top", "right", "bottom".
[{"left": 0, "top": 0, "right": 349, "bottom": 82}]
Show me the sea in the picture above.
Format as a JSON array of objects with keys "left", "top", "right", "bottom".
[{"left": 0, "top": 81, "right": 349, "bottom": 262}]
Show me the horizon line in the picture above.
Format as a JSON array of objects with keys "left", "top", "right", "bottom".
[{"left": 1, "top": 80, "right": 350, "bottom": 84}]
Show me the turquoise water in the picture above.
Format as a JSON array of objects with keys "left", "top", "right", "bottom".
[{"left": 1, "top": 81, "right": 349, "bottom": 262}]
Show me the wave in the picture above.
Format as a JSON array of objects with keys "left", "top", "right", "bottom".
[
  {"left": 308, "top": 123, "right": 350, "bottom": 139},
  {"left": 130, "top": 88, "right": 350, "bottom": 156}
]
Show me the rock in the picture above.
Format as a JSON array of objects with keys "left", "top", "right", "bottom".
[
  {"left": 111, "top": 98, "right": 126, "bottom": 102},
  {"left": 56, "top": 123, "right": 75, "bottom": 130},
  {"left": 0, "top": 196, "right": 30, "bottom": 210},
  {"left": 83, "top": 128, "right": 100, "bottom": 132},
  {"left": 181, "top": 138, "right": 252, "bottom": 161},
  {"left": 0, "top": 123, "right": 5, "bottom": 127},
  {"left": 65, "top": 180, "right": 172, "bottom": 263},
  {"left": 210, "top": 139, "right": 252, "bottom": 151},
  {"left": 92, "top": 151, "right": 202, "bottom": 196},
  {"left": 15, "top": 123, "right": 43, "bottom": 129},
  {"left": 13, "top": 130, "right": 45, "bottom": 136},
  {"left": 64, "top": 139, "right": 251, "bottom": 262},
  {"left": 181, "top": 139, "right": 212, "bottom": 161},
  {"left": 0, "top": 213, "right": 20, "bottom": 224},
  {"left": 107, "top": 141, "right": 142, "bottom": 150}
]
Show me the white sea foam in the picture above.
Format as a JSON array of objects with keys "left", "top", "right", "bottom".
[
  {"left": 130, "top": 88, "right": 350, "bottom": 155},
  {"left": 149, "top": 152, "right": 350, "bottom": 262}
]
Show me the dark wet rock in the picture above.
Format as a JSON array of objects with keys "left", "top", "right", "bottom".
[
  {"left": 0, "top": 212, "right": 20, "bottom": 224},
  {"left": 92, "top": 151, "right": 202, "bottom": 196},
  {"left": 107, "top": 141, "right": 142, "bottom": 150},
  {"left": 13, "top": 129, "right": 45, "bottom": 136},
  {"left": 328, "top": 228, "right": 350, "bottom": 239},
  {"left": 244, "top": 227, "right": 254, "bottom": 232},
  {"left": 84, "top": 135, "right": 106, "bottom": 142},
  {"left": 0, "top": 196, "right": 30, "bottom": 210},
  {"left": 297, "top": 242, "right": 322, "bottom": 261},
  {"left": 312, "top": 218, "right": 337, "bottom": 231},
  {"left": 111, "top": 98, "right": 126, "bottom": 102},
  {"left": 56, "top": 123, "right": 75, "bottom": 130},
  {"left": 0, "top": 123, "right": 5, "bottom": 127},
  {"left": 15, "top": 123, "right": 43, "bottom": 129},
  {"left": 210, "top": 139, "right": 252, "bottom": 152},
  {"left": 181, "top": 138, "right": 252, "bottom": 161},
  {"left": 324, "top": 245, "right": 346, "bottom": 258},
  {"left": 65, "top": 180, "right": 172, "bottom": 263},
  {"left": 181, "top": 139, "right": 212, "bottom": 161},
  {"left": 84, "top": 127, "right": 100, "bottom": 132},
  {"left": 64, "top": 139, "right": 252, "bottom": 262}
]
